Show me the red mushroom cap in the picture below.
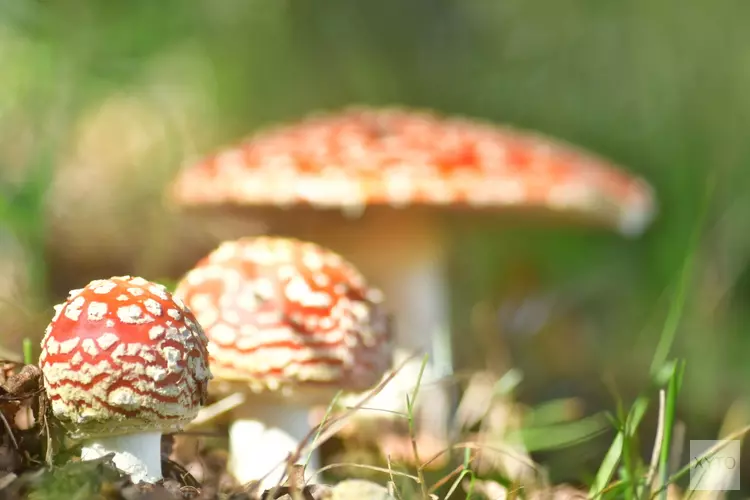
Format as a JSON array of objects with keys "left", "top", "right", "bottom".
[
  {"left": 171, "top": 106, "right": 656, "bottom": 236},
  {"left": 39, "top": 276, "right": 212, "bottom": 439},
  {"left": 174, "top": 237, "right": 392, "bottom": 402}
]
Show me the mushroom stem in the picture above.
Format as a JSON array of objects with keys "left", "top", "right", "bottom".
[
  {"left": 229, "top": 403, "right": 318, "bottom": 488},
  {"left": 81, "top": 432, "right": 163, "bottom": 484},
  {"left": 368, "top": 252, "right": 453, "bottom": 439}
]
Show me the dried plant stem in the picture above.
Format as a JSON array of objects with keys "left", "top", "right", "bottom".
[{"left": 644, "top": 390, "right": 666, "bottom": 494}]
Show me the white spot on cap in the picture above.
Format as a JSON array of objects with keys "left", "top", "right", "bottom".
[
  {"left": 58, "top": 337, "right": 80, "bottom": 354},
  {"left": 81, "top": 338, "right": 99, "bottom": 356},
  {"left": 149, "top": 285, "right": 169, "bottom": 300},
  {"left": 148, "top": 326, "right": 165, "bottom": 340},
  {"left": 51, "top": 399, "right": 68, "bottom": 416},
  {"left": 87, "top": 302, "right": 108, "bottom": 321},
  {"left": 128, "top": 287, "right": 145, "bottom": 296},
  {"left": 143, "top": 298, "right": 163, "bottom": 317},
  {"left": 45, "top": 338, "right": 60, "bottom": 354},
  {"left": 284, "top": 276, "right": 311, "bottom": 302},
  {"left": 172, "top": 295, "right": 186, "bottom": 310},
  {"left": 117, "top": 295, "right": 129, "bottom": 301},
  {"left": 186, "top": 293, "right": 213, "bottom": 312},
  {"left": 302, "top": 251, "right": 324, "bottom": 270},
  {"left": 167, "top": 308, "right": 181, "bottom": 321},
  {"left": 52, "top": 304, "right": 64, "bottom": 322},
  {"left": 146, "top": 365, "right": 168, "bottom": 381},
  {"left": 96, "top": 333, "right": 118, "bottom": 351},
  {"left": 313, "top": 273, "right": 330, "bottom": 287},
  {"left": 222, "top": 310, "right": 240, "bottom": 325},
  {"left": 92, "top": 281, "right": 117, "bottom": 294},
  {"left": 163, "top": 346, "right": 182, "bottom": 371},
  {"left": 237, "top": 291, "right": 260, "bottom": 310},
  {"left": 126, "top": 343, "right": 144, "bottom": 356},
  {"left": 210, "top": 323, "right": 238, "bottom": 345},
  {"left": 117, "top": 304, "right": 153, "bottom": 324},
  {"left": 107, "top": 387, "right": 140, "bottom": 410},
  {"left": 384, "top": 171, "right": 415, "bottom": 207},
  {"left": 305, "top": 316, "right": 319, "bottom": 331},
  {"left": 107, "top": 344, "right": 124, "bottom": 364},
  {"left": 65, "top": 296, "right": 86, "bottom": 321},
  {"left": 254, "top": 278, "right": 276, "bottom": 300},
  {"left": 303, "top": 291, "right": 333, "bottom": 308}
]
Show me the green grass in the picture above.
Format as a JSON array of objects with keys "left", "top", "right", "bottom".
[{"left": 583, "top": 178, "right": 716, "bottom": 500}]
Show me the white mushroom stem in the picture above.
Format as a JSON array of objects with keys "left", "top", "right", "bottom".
[
  {"left": 229, "top": 402, "right": 318, "bottom": 489},
  {"left": 360, "top": 252, "right": 453, "bottom": 439},
  {"left": 80, "top": 432, "right": 163, "bottom": 484}
]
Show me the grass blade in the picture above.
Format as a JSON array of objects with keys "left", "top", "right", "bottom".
[
  {"left": 650, "top": 174, "right": 715, "bottom": 376},
  {"left": 656, "top": 360, "right": 685, "bottom": 499},
  {"left": 589, "top": 396, "right": 649, "bottom": 498}
]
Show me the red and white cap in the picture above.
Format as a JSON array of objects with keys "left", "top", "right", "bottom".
[
  {"left": 39, "top": 276, "right": 212, "bottom": 439},
  {"left": 171, "top": 106, "right": 656, "bottom": 237},
  {"left": 174, "top": 236, "right": 392, "bottom": 400}
]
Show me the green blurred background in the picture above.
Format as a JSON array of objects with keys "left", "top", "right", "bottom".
[{"left": 1, "top": 0, "right": 749, "bottom": 490}]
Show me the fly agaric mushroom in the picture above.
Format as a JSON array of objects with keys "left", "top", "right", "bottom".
[
  {"left": 169, "top": 106, "right": 657, "bottom": 448},
  {"left": 173, "top": 236, "right": 391, "bottom": 487},
  {"left": 39, "top": 276, "right": 211, "bottom": 484}
]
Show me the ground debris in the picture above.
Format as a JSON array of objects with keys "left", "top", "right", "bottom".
[{"left": 0, "top": 363, "right": 394, "bottom": 500}]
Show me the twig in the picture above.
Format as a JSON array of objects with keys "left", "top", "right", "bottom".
[
  {"left": 421, "top": 441, "right": 539, "bottom": 476},
  {"left": 428, "top": 462, "right": 467, "bottom": 494},
  {"left": 0, "top": 410, "right": 19, "bottom": 449},
  {"left": 385, "top": 454, "right": 403, "bottom": 500},
  {"left": 184, "top": 392, "right": 246, "bottom": 429},
  {"left": 313, "top": 462, "right": 419, "bottom": 482}
]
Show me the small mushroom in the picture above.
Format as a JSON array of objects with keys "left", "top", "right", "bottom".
[
  {"left": 39, "top": 276, "right": 212, "bottom": 484},
  {"left": 174, "top": 236, "right": 391, "bottom": 488}
]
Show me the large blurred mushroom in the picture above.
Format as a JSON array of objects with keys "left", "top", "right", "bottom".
[
  {"left": 168, "top": 106, "right": 657, "bottom": 450},
  {"left": 173, "top": 236, "right": 391, "bottom": 487}
]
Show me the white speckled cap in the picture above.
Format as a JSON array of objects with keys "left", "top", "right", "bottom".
[
  {"left": 171, "top": 106, "right": 656, "bottom": 237},
  {"left": 174, "top": 237, "right": 392, "bottom": 402},
  {"left": 39, "top": 276, "right": 212, "bottom": 439}
]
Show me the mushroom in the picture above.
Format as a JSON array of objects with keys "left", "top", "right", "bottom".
[
  {"left": 39, "top": 275, "right": 212, "bottom": 484},
  {"left": 168, "top": 106, "right": 657, "bottom": 447},
  {"left": 173, "top": 236, "right": 391, "bottom": 487}
]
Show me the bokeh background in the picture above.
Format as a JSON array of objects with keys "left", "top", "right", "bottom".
[{"left": 2, "top": 0, "right": 750, "bottom": 492}]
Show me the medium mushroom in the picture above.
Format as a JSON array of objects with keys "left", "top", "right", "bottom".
[
  {"left": 169, "top": 106, "right": 657, "bottom": 448},
  {"left": 173, "top": 236, "right": 391, "bottom": 487},
  {"left": 39, "top": 276, "right": 212, "bottom": 484}
]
